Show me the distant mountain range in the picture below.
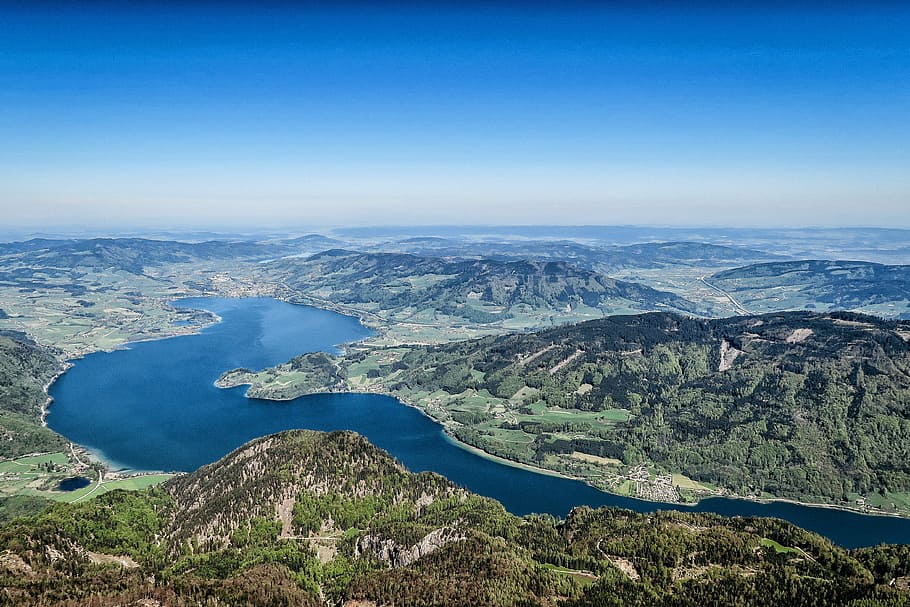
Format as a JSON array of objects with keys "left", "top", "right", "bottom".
[
  {"left": 277, "top": 233, "right": 348, "bottom": 251},
  {"left": 332, "top": 224, "right": 910, "bottom": 246},
  {"left": 4, "top": 236, "right": 907, "bottom": 326},
  {"left": 370, "top": 239, "right": 783, "bottom": 273},
  {"left": 0, "top": 237, "right": 288, "bottom": 275},
  {"left": 263, "top": 249, "right": 708, "bottom": 326}
]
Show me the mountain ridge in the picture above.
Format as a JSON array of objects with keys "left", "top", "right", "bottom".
[
  {"left": 225, "top": 310, "right": 910, "bottom": 513},
  {"left": 262, "top": 249, "right": 707, "bottom": 329},
  {"left": 2, "top": 428, "right": 910, "bottom": 606}
]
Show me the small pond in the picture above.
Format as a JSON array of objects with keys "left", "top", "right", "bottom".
[{"left": 56, "top": 476, "right": 92, "bottom": 491}]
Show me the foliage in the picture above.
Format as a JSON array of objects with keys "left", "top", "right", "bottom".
[
  {"left": 0, "top": 495, "right": 51, "bottom": 523},
  {"left": 2, "top": 429, "right": 909, "bottom": 606},
  {"left": 0, "top": 335, "right": 65, "bottom": 458},
  {"left": 347, "top": 311, "right": 910, "bottom": 506},
  {"left": 216, "top": 351, "right": 345, "bottom": 400}
]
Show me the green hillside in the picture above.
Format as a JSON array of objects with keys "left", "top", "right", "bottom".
[
  {"left": 261, "top": 250, "right": 706, "bottom": 342},
  {"left": 235, "top": 311, "right": 910, "bottom": 512},
  {"left": 0, "top": 334, "right": 64, "bottom": 458},
  {"left": 2, "top": 429, "right": 908, "bottom": 606}
]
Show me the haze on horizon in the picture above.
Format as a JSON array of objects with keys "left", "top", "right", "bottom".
[{"left": 1, "top": 3, "right": 908, "bottom": 230}]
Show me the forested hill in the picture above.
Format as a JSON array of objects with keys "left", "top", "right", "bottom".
[
  {"left": 3, "top": 429, "right": 910, "bottom": 606},
  {"left": 0, "top": 334, "right": 64, "bottom": 458},
  {"left": 263, "top": 249, "right": 706, "bottom": 324},
  {"left": 710, "top": 260, "right": 910, "bottom": 318},
  {"left": 339, "top": 311, "right": 910, "bottom": 508}
]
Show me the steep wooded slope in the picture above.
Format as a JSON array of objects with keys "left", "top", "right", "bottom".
[
  {"left": 334, "top": 311, "right": 910, "bottom": 506},
  {"left": 0, "top": 334, "right": 64, "bottom": 458},
  {"left": 2, "top": 429, "right": 909, "bottom": 606}
]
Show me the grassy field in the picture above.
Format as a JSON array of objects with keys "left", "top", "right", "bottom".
[
  {"left": 610, "top": 266, "right": 742, "bottom": 316},
  {"left": 612, "top": 264, "right": 910, "bottom": 319},
  {"left": 0, "top": 452, "right": 73, "bottom": 498},
  {"left": 846, "top": 491, "right": 910, "bottom": 514},
  {"left": 0, "top": 265, "right": 218, "bottom": 357},
  {"left": 539, "top": 563, "right": 598, "bottom": 586},
  {"left": 672, "top": 474, "right": 714, "bottom": 492},
  {"left": 0, "top": 452, "right": 69, "bottom": 474},
  {"left": 760, "top": 538, "right": 800, "bottom": 554},
  {"left": 0, "top": 452, "right": 172, "bottom": 504}
]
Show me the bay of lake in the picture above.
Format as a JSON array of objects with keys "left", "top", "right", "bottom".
[{"left": 47, "top": 297, "right": 910, "bottom": 548}]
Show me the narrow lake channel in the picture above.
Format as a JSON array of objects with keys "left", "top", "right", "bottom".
[{"left": 47, "top": 297, "right": 910, "bottom": 548}]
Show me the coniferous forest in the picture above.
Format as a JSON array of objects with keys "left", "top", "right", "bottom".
[{"left": 2, "top": 430, "right": 910, "bottom": 606}]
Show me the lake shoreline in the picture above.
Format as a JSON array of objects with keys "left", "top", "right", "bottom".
[
  {"left": 233, "top": 381, "right": 910, "bottom": 522},
  {"left": 388, "top": 391, "right": 579, "bottom": 482},
  {"left": 40, "top": 363, "right": 72, "bottom": 428},
  {"left": 40, "top": 296, "right": 226, "bottom": 427},
  {"left": 425, "top": 403, "right": 910, "bottom": 520},
  {"left": 38, "top": 295, "right": 910, "bottom": 549}
]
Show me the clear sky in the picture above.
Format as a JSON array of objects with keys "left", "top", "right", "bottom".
[{"left": 1, "top": 3, "right": 908, "bottom": 229}]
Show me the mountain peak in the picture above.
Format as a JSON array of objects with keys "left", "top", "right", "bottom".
[{"left": 163, "top": 430, "right": 460, "bottom": 551}]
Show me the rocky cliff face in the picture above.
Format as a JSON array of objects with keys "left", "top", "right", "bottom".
[{"left": 355, "top": 526, "right": 465, "bottom": 567}]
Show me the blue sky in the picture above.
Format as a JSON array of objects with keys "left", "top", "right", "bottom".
[{"left": 1, "top": 4, "right": 908, "bottom": 229}]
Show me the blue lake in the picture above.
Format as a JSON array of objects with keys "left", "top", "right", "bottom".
[
  {"left": 56, "top": 476, "right": 91, "bottom": 491},
  {"left": 47, "top": 297, "right": 910, "bottom": 548}
]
